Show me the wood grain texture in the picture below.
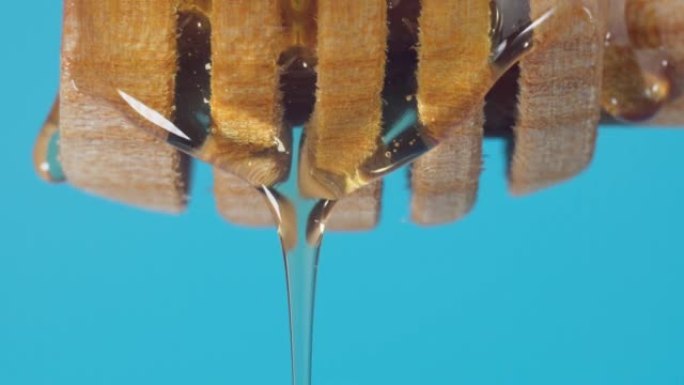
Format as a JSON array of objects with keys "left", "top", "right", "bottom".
[
  {"left": 209, "top": 0, "right": 290, "bottom": 228},
  {"left": 302, "top": 1, "right": 387, "bottom": 199},
  {"left": 215, "top": 170, "right": 273, "bottom": 227},
  {"left": 210, "top": 0, "right": 287, "bottom": 186},
  {"left": 59, "top": 0, "right": 187, "bottom": 213},
  {"left": 412, "top": 0, "right": 489, "bottom": 224},
  {"left": 416, "top": 0, "right": 491, "bottom": 142},
  {"left": 411, "top": 111, "right": 483, "bottom": 225},
  {"left": 327, "top": 181, "right": 382, "bottom": 231},
  {"left": 510, "top": 0, "right": 604, "bottom": 195}
]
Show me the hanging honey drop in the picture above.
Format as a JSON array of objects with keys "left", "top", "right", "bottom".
[
  {"left": 602, "top": 45, "right": 673, "bottom": 122},
  {"left": 33, "top": 98, "right": 65, "bottom": 183},
  {"left": 600, "top": 0, "right": 676, "bottom": 122}
]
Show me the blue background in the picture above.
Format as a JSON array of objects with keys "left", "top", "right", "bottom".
[{"left": 2, "top": 2, "right": 684, "bottom": 384}]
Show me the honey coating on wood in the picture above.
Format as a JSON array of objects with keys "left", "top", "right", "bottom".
[
  {"left": 211, "top": 0, "right": 290, "bottom": 228},
  {"left": 37, "top": 0, "right": 684, "bottom": 227},
  {"left": 301, "top": 1, "right": 388, "bottom": 199},
  {"left": 416, "top": 0, "right": 491, "bottom": 142},
  {"left": 510, "top": 0, "right": 603, "bottom": 195},
  {"left": 59, "top": 0, "right": 188, "bottom": 213},
  {"left": 216, "top": 169, "right": 382, "bottom": 232},
  {"left": 197, "top": 0, "right": 381, "bottom": 230},
  {"left": 210, "top": 0, "right": 288, "bottom": 186},
  {"left": 326, "top": 181, "right": 382, "bottom": 231}
]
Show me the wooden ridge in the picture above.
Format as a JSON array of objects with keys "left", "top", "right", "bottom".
[
  {"left": 416, "top": 0, "right": 491, "bottom": 142},
  {"left": 211, "top": 1, "right": 383, "bottom": 230},
  {"left": 412, "top": 0, "right": 490, "bottom": 224},
  {"left": 301, "top": 1, "right": 388, "bottom": 199},
  {"left": 59, "top": 0, "right": 188, "bottom": 213},
  {"left": 509, "top": 0, "right": 604, "bottom": 195},
  {"left": 208, "top": 0, "right": 288, "bottom": 227},
  {"left": 43, "top": 0, "right": 684, "bottom": 229},
  {"left": 411, "top": 111, "right": 483, "bottom": 225},
  {"left": 210, "top": 0, "right": 287, "bottom": 187}
]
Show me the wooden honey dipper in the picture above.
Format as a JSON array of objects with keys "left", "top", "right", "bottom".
[{"left": 34, "top": 0, "right": 684, "bottom": 230}]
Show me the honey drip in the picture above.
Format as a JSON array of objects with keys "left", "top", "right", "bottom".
[
  {"left": 134, "top": 4, "right": 588, "bottom": 385},
  {"left": 33, "top": 98, "right": 65, "bottom": 183},
  {"left": 261, "top": 129, "right": 334, "bottom": 385}
]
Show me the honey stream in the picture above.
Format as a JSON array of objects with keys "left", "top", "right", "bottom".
[{"left": 257, "top": 6, "right": 587, "bottom": 384}]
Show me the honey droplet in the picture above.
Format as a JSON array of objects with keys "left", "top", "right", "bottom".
[
  {"left": 602, "top": 45, "right": 673, "bottom": 122},
  {"left": 33, "top": 98, "right": 65, "bottom": 183},
  {"left": 601, "top": 0, "right": 677, "bottom": 122}
]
